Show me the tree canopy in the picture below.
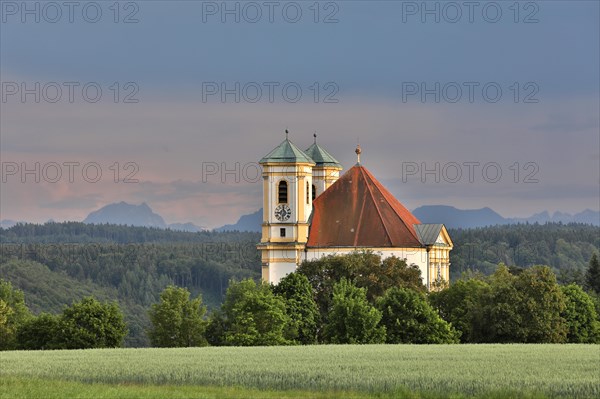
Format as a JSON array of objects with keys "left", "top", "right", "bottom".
[
  {"left": 272, "top": 273, "right": 320, "bottom": 344},
  {"left": 2, "top": 222, "right": 597, "bottom": 346},
  {"left": 323, "top": 278, "right": 386, "bottom": 344},
  {"left": 0, "top": 279, "right": 31, "bottom": 350},
  {"left": 585, "top": 253, "right": 600, "bottom": 294},
  {"left": 429, "top": 278, "right": 490, "bottom": 343},
  {"left": 561, "top": 284, "right": 600, "bottom": 343},
  {"left": 377, "top": 287, "right": 459, "bottom": 344},
  {"left": 16, "top": 313, "right": 61, "bottom": 350},
  {"left": 148, "top": 286, "right": 208, "bottom": 347},
  {"left": 59, "top": 296, "right": 128, "bottom": 349},
  {"left": 431, "top": 264, "right": 588, "bottom": 344},
  {"left": 220, "top": 279, "right": 290, "bottom": 346},
  {"left": 298, "top": 252, "right": 425, "bottom": 319}
]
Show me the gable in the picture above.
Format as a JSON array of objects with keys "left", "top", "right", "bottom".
[{"left": 414, "top": 224, "right": 453, "bottom": 248}]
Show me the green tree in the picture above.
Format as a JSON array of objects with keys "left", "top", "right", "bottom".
[
  {"left": 513, "top": 266, "right": 567, "bottom": 343},
  {"left": 378, "top": 287, "right": 459, "bottom": 344},
  {"left": 58, "top": 296, "right": 127, "bottom": 349},
  {"left": 561, "top": 284, "right": 600, "bottom": 343},
  {"left": 205, "top": 310, "right": 227, "bottom": 346},
  {"left": 298, "top": 252, "right": 425, "bottom": 319},
  {"left": 481, "top": 265, "right": 525, "bottom": 343},
  {"left": 298, "top": 252, "right": 376, "bottom": 317},
  {"left": 355, "top": 256, "right": 426, "bottom": 300},
  {"left": 0, "top": 279, "right": 31, "bottom": 350},
  {"left": 481, "top": 265, "right": 567, "bottom": 343},
  {"left": 0, "top": 299, "right": 15, "bottom": 349},
  {"left": 590, "top": 292, "right": 600, "bottom": 321},
  {"left": 148, "top": 285, "right": 207, "bottom": 347},
  {"left": 16, "top": 313, "right": 60, "bottom": 350},
  {"left": 221, "top": 279, "right": 290, "bottom": 346},
  {"left": 323, "top": 278, "right": 386, "bottom": 344},
  {"left": 585, "top": 253, "right": 600, "bottom": 294},
  {"left": 272, "top": 273, "right": 320, "bottom": 344},
  {"left": 429, "top": 278, "right": 490, "bottom": 343}
]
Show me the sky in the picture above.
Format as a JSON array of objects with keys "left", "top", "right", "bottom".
[{"left": 1, "top": 0, "right": 599, "bottom": 228}]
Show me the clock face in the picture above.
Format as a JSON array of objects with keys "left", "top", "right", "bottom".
[{"left": 274, "top": 204, "right": 291, "bottom": 221}]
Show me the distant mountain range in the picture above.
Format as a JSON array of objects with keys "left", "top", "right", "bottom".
[
  {"left": 82, "top": 202, "right": 205, "bottom": 232},
  {"left": 214, "top": 210, "right": 262, "bottom": 232},
  {"left": 412, "top": 206, "right": 505, "bottom": 229},
  {"left": 413, "top": 206, "right": 600, "bottom": 228},
  {"left": 216, "top": 206, "right": 599, "bottom": 232},
  {"left": 84, "top": 202, "right": 167, "bottom": 228},
  {"left": 1, "top": 203, "right": 597, "bottom": 232}
]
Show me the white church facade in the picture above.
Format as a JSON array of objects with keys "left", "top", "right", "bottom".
[{"left": 257, "top": 132, "right": 453, "bottom": 290}]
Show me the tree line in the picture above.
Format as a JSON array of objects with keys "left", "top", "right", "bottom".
[
  {"left": 0, "top": 239, "right": 261, "bottom": 346},
  {"left": 1, "top": 282, "right": 127, "bottom": 350},
  {"left": 1, "top": 221, "right": 598, "bottom": 346},
  {"left": 0, "top": 221, "right": 261, "bottom": 244},
  {"left": 449, "top": 223, "right": 599, "bottom": 283},
  {"left": 2, "top": 252, "right": 599, "bottom": 350}
]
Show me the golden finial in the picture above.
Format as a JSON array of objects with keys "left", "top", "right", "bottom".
[{"left": 355, "top": 144, "right": 362, "bottom": 164}]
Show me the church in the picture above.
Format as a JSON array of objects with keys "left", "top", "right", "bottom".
[{"left": 256, "top": 131, "right": 453, "bottom": 290}]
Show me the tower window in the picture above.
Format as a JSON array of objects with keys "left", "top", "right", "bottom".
[
  {"left": 280, "top": 228, "right": 286, "bottom": 237},
  {"left": 278, "top": 180, "right": 288, "bottom": 204},
  {"left": 306, "top": 182, "right": 309, "bottom": 204},
  {"left": 312, "top": 185, "right": 317, "bottom": 201}
]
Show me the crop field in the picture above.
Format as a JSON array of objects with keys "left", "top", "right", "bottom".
[{"left": 1, "top": 345, "right": 599, "bottom": 399}]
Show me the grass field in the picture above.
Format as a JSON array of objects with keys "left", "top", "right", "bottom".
[{"left": 1, "top": 345, "right": 599, "bottom": 398}]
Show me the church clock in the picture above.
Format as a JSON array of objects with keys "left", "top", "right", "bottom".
[{"left": 274, "top": 204, "right": 291, "bottom": 221}]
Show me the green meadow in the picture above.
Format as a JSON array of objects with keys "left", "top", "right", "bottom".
[{"left": 1, "top": 345, "right": 598, "bottom": 398}]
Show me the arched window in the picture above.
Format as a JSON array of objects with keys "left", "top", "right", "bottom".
[
  {"left": 278, "top": 180, "right": 288, "bottom": 204},
  {"left": 306, "top": 182, "right": 310, "bottom": 204},
  {"left": 312, "top": 185, "right": 317, "bottom": 201}
]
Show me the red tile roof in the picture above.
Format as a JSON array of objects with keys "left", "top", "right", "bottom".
[{"left": 307, "top": 165, "right": 423, "bottom": 248}]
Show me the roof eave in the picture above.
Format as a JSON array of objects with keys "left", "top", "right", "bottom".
[{"left": 259, "top": 160, "right": 316, "bottom": 166}]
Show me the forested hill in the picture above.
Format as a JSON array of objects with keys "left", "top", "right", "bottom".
[
  {"left": 1, "top": 221, "right": 598, "bottom": 346},
  {"left": 1, "top": 222, "right": 262, "bottom": 347},
  {"left": 449, "top": 223, "right": 599, "bottom": 282},
  {"left": 0, "top": 222, "right": 260, "bottom": 244}
]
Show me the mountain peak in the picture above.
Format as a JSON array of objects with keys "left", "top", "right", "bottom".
[
  {"left": 84, "top": 202, "right": 167, "bottom": 228},
  {"left": 215, "top": 209, "right": 262, "bottom": 232},
  {"left": 413, "top": 206, "right": 599, "bottom": 228},
  {"left": 413, "top": 205, "right": 505, "bottom": 229}
]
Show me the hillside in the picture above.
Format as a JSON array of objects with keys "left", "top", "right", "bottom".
[
  {"left": 1, "top": 222, "right": 598, "bottom": 346},
  {"left": 0, "top": 259, "right": 150, "bottom": 347},
  {"left": 449, "top": 223, "right": 600, "bottom": 281},
  {"left": 0, "top": 221, "right": 259, "bottom": 244},
  {"left": 0, "top": 223, "right": 261, "bottom": 346}
]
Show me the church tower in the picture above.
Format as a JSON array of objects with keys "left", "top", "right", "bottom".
[
  {"left": 257, "top": 131, "right": 315, "bottom": 283},
  {"left": 304, "top": 134, "right": 343, "bottom": 200}
]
